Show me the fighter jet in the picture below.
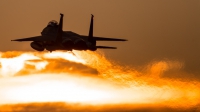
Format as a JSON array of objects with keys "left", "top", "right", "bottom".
[{"left": 11, "top": 13, "right": 127, "bottom": 52}]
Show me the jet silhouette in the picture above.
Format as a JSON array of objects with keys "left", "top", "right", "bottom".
[{"left": 11, "top": 13, "right": 127, "bottom": 52}]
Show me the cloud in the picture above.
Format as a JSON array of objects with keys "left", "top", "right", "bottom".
[
  {"left": 0, "top": 51, "right": 98, "bottom": 77},
  {"left": 0, "top": 51, "right": 200, "bottom": 109},
  {"left": 0, "top": 102, "right": 199, "bottom": 112},
  {"left": 16, "top": 59, "right": 98, "bottom": 76}
]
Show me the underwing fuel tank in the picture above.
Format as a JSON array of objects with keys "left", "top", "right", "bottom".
[{"left": 30, "top": 42, "right": 45, "bottom": 51}]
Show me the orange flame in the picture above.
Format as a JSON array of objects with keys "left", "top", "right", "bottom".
[{"left": 0, "top": 51, "right": 199, "bottom": 109}]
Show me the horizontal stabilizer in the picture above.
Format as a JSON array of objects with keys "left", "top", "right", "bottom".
[
  {"left": 96, "top": 46, "right": 117, "bottom": 49},
  {"left": 94, "top": 37, "right": 127, "bottom": 41}
]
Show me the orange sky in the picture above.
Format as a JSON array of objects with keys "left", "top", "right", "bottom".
[
  {"left": 0, "top": 0, "right": 200, "bottom": 75},
  {"left": 0, "top": 1, "right": 200, "bottom": 111}
]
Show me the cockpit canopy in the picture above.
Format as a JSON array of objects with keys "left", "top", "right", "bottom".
[{"left": 48, "top": 20, "right": 58, "bottom": 27}]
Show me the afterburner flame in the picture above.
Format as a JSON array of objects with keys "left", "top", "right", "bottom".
[{"left": 0, "top": 51, "right": 199, "bottom": 109}]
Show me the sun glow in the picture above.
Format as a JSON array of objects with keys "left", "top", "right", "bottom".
[
  {"left": 1, "top": 74, "right": 113, "bottom": 104},
  {"left": 0, "top": 51, "right": 200, "bottom": 109}
]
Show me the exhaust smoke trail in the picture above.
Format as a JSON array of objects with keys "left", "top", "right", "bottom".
[{"left": 0, "top": 51, "right": 199, "bottom": 111}]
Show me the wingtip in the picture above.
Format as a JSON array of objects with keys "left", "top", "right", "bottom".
[
  {"left": 91, "top": 14, "right": 94, "bottom": 18},
  {"left": 117, "top": 39, "right": 128, "bottom": 41},
  {"left": 120, "top": 39, "right": 128, "bottom": 41},
  {"left": 11, "top": 39, "right": 21, "bottom": 42}
]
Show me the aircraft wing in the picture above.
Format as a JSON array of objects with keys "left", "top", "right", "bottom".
[
  {"left": 94, "top": 36, "right": 127, "bottom": 41},
  {"left": 81, "top": 35, "right": 127, "bottom": 41},
  {"left": 11, "top": 36, "right": 52, "bottom": 42}
]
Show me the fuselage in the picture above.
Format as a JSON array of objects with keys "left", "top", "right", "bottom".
[{"left": 34, "top": 21, "right": 96, "bottom": 52}]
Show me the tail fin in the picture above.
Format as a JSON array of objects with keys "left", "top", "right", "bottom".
[
  {"left": 88, "top": 14, "right": 96, "bottom": 45},
  {"left": 89, "top": 14, "right": 93, "bottom": 38},
  {"left": 56, "top": 13, "right": 64, "bottom": 42}
]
